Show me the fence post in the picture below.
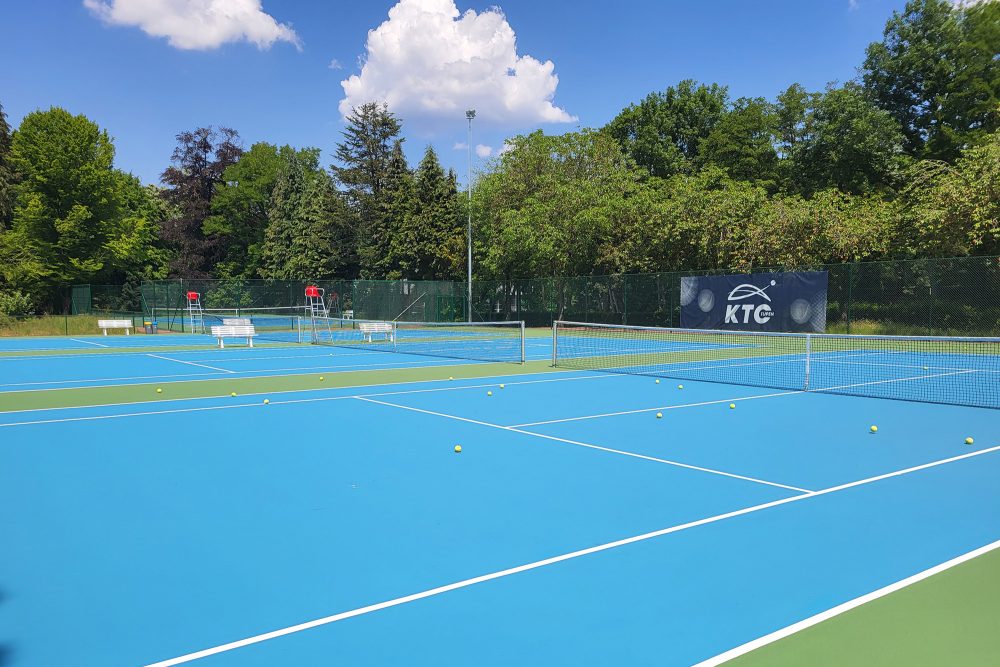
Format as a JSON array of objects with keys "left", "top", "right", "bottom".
[{"left": 846, "top": 263, "right": 855, "bottom": 334}]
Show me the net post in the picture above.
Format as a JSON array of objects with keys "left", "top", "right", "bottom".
[
  {"left": 551, "top": 320, "right": 558, "bottom": 367},
  {"left": 804, "top": 334, "right": 811, "bottom": 391},
  {"left": 520, "top": 320, "right": 526, "bottom": 363}
]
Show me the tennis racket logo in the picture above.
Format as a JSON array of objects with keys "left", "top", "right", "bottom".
[{"left": 725, "top": 280, "right": 777, "bottom": 324}]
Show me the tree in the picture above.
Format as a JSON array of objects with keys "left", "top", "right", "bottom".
[
  {"left": 6, "top": 108, "right": 119, "bottom": 288},
  {"left": 904, "top": 129, "right": 1000, "bottom": 257},
  {"left": 332, "top": 102, "right": 402, "bottom": 275},
  {"left": 473, "top": 129, "right": 647, "bottom": 279},
  {"left": 367, "top": 139, "right": 414, "bottom": 279},
  {"left": 605, "top": 80, "right": 729, "bottom": 178},
  {"left": 159, "top": 127, "right": 243, "bottom": 277},
  {"left": 205, "top": 142, "right": 291, "bottom": 277},
  {"left": 789, "top": 85, "right": 905, "bottom": 195},
  {"left": 862, "top": 0, "right": 1000, "bottom": 160},
  {"left": 0, "top": 101, "right": 13, "bottom": 229},
  {"left": 395, "top": 146, "right": 462, "bottom": 280},
  {"left": 700, "top": 97, "right": 780, "bottom": 189},
  {"left": 260, "top": 149, "right": 354, "bottom": 281}
]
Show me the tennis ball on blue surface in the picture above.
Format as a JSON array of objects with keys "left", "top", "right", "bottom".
[
  {"left": 677, "top": 384, "right": 684, "bottom": 390},
  {"left": 729, "top": 403, "right": 736, "bottom": 409},
  {"left": 923, "top": 366, "right": 929, "bottom": 371},
  {"left": 965, "top": 437, "right": 974, "bottom": 445},
  {"left": 870, "top": 425, "right": 878, "bottom": 433},
  {"left": 454, "top": 445, "right": 462, "bottom": 453},
  {"left": 655, "top": 379, "right": 660, "bottom": 384},
  {"left": 487, "top": 390, "right": 493, "bottom": 397},
  {"left": 264, "top": 399, "right": 270, "bottom": 405},
  {"left": 449, "top": 376, "right": 454, "bottom": 381},
  {"left": 231, "top": 392, "right": 237, "bottom": 397},
  {"left": 499, "top": 384, "right": 505, "bottom": 389},
  {"left": 156, "top": 387, "right": 162, "bottom": 394},
  {"left": 656, "top": 412, "right": 663, "bottom": 419}
]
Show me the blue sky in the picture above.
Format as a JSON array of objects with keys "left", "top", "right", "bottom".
[{"left": 0, "top": 0, "right": 908, "bottom": 186}]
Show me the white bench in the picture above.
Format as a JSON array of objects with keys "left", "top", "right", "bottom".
[
  {"left": 342, "top": 310, "right": 354, "bottom": 320},
  {"left": 98, "top": 319, "right": 133, "bottom": 335},
  {"left": 210, "top": 324, "right": 257, "bottom": 348},
  {"left": 358, "top": 321, "right": 394, "bottom": 343}
]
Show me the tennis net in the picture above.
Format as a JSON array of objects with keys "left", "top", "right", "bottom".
[
  {"left": 553, "top": 320, "right": 1000, "bottom": 409},
  {"left": 311, "top": 317, "right": 526, "bottom": 364},
  {"left": 201, "top": 307, "right": 305, "bottom": 343}
]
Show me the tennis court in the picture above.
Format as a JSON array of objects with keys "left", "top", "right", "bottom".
[{"left": 1, "top": 322, "right": 998, "bottom": 666}]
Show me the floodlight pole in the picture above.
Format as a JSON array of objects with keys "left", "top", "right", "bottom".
[{"left": 466, "top": 109, "right": 476, "bottom": 323}]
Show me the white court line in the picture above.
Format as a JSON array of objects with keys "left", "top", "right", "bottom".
[
  {"left": 1, "top": 357, "right": 476, "bottom": 394},
  {"left": 510, "top": 390, "right": 804, "bottom": 428},
  {"left": 146, "top": 354, "right": 235, "bottom": 373},
  {"left": 356, "top": 396, "right": 811, "bottom": 493},
  {"left": 0, "top": 372, "right": 616, "bottom": 425},
  {"left": 69, "top": 338, "right": 108, "bottom": 348},
  {"left": 142, "top": 443, "right": 1000, "bottom": 667},
  {"left": 523, "top": 368, "right": 985, "bottom": 429},
  {"left": 692, "top": 537, "right": 1000, "bottom": 666}
]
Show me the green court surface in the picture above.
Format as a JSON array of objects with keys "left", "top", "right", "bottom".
[{"left": 726, "top": 545, "right": 1000, "bottom": 666}]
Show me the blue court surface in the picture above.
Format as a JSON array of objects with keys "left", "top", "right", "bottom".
[{"left": 0, "top": 333, "right": 998, "bottom": 666}]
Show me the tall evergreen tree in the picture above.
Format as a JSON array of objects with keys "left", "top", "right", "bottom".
[
  {"left": 396, "top": 146, "right": 457, "bottom": 280},
  {"left": 370, "top": 139, "right": 415, "bottom": 279},
  {"left": 0, "top": 101, "right": 14, "bottom": 229},
  {"left": 260, "top": 149, "right": 353, "bottom": 281},
  {"left": 159, "top": 127, "right": 243, "bottom": 277},
  {"left": 332, "top": 102, "right": 402, "bottom": 276}
]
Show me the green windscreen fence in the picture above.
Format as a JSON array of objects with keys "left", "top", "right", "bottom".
[{"left": 69, "top": 255, "right": 1000, "bottom": 337}]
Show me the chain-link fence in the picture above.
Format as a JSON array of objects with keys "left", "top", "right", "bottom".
[
  {"left": 472, "top": 256, "right": 1000, "bottom": 335},
  {"left": 65, "top": 255, "right": 1000, "bottom": 337}
]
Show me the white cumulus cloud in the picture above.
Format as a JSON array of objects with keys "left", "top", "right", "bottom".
[
  {"left": 328, "top": 58, "right": 344, "bottom": 70},
  {"left": 475, "top": 144, "right": 493, "bottom": 158},
  {"left": 339, "top": 0, "right": 575, "bottom": 127},
  {"left": 83, "top": 0, "right": 301, "bottom": 51}
]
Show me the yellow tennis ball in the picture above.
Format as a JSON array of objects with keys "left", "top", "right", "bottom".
[
  {"left": 729, "top": 403, "right": 736, "bottom": 409},
  {"left": 231, "top": 392, "right": 237, "bottom": 397},
  {"left": 870, "top": 425, "right": 878, "bottom": 433},
  {"left": 264, "top": 399, "right": 270, "bottom": 405},
  {"left": 156, "top": 388, "right": 162, "bottom": 394},
  {"left": 449, "top": 376, "right": 454, "bottom": 381},
  {"left": 677, "top": 384, "right": 684, "bottom": 390},
  {"left": 655, "top": 379, "right": 660, "bottom": 384},
  {"left": 454, "top": 445, "right": 462, "bottom": 453},
  {"left": 487, "top": 391, "right": 493, "bottom": 397},
  {"left": 319, "top": 376, "right": 324, "bottom": 381},
  {"left": 499, "top": 384, "right": 505, "bottom": 389},
  {"left": 923, "top": 366, "right": 929, "bottom": 371},
  {"left": 965, "top": 437, "right": 974, "bottom": 445},
  {"left": 656, "top": 412, "right": 663, "bottom": 419}
]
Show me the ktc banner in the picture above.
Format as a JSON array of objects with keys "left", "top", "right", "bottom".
[{"left": 680, "top": 271, "right": 828, "bottom": 332}]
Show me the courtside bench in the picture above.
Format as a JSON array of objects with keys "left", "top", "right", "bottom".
[
  {"left": 210, "top": 323, "right": 256, "bottom": 348},
  {"left": 358, "top": 322, "right": 394, "bottom": 343},
  {"left": 97, "top": 319, "right": 133, "bottom": 335}
]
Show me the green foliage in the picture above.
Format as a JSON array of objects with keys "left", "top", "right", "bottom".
[
  {"left": 365, "top": 139, "right": 413, "bottom": 278},
  {"left": 904, "top": 130, "right": 1000, "bottom": 257},
  {"left": 789, "top": 85, "right": 905, "bottom": 195},
  {"left": 207, "top": 143, "right": 299, "bottom": 277},
  {"left": 862, "top": 0, "right": 999, "bottom": 160},
  {"left": 0, "top": 288, "right": 34, "bottom": 318},
  {"left": 474, "top": 129, "right": 648, "bottom": 278},
  {"left": 605, "top": 80, "right": 729, "bottom": 178},
  {"left": 260, "top": 149, "right": 354, "bottom": 282},
  {"left": 394, "top": 146, "right": 463, "bottom": 280},
  {"left": 7, "top": 107, "right": 119, "bottom": 286},
  {"left": 333, "top": 102, "right": 402, "bottom": 276},
  {"left": 0, "top": 101, "right": 13, "bottom": 230},
  {"left": 700, "top": 97, "right": 780, "bottom": 189}
]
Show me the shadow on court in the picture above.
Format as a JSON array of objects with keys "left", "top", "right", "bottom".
[{"left": 0, "top": 588, "right": 12, "bottom": 666}]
